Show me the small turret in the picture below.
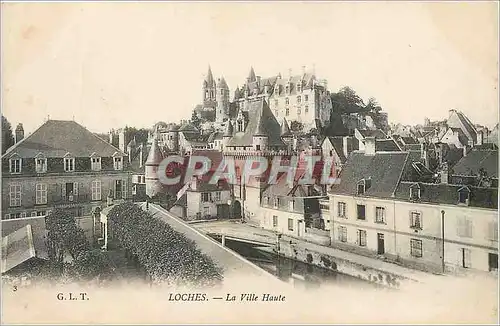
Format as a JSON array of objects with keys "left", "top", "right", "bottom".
[
  {"left": 281, "top": 119, "right": 293, "bottom": 151},
  {"left": 145, "top": 138, "right": 164, "bottom": 197},
  {"left": 222, "top": 121, "right": 234, "bottom": 151},
  {"left": 253, "top": 114, "right": 269, "bottom": 151}
]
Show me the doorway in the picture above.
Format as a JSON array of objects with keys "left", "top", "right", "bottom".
[
  {"left": 377, "top": 233, "right": 385, "bottom": 255},
  {"left": 489, "top": 253, "right": 498, "bottom": 271},
  {"left": 461, "top": 248, "right": 471, "bottom": 268}
]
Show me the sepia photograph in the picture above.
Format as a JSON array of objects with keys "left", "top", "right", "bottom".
[{"left": 1, "top": 1, "right": 498, "bottom": 324}]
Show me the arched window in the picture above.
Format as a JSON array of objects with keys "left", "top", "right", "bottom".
[{"left": 237, "top": 120, "right": 243, "bottom": 132}]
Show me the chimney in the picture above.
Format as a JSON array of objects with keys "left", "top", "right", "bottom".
[
  {"left": 15, "top": 123, "right": 24, "bottom": 143},
  {"left": 477, "top": 130, "right": 483, "bottom": 146},
  {"left": 342, "top": 136, "right": 350, "bottom": 158},
  {"left": 119, "top": 130, "right": 126, "bottom": 153},
  {"left": 440, "top": 162, "right": 449, "bottom": 184},
  {"left": 463, "top": 145, "right": 470, "bottom": 157},
  {"left": 421, "top": 143, "right": 429, "bottom": 168},
  {"left": 364, "top": 136, "right": 376, "bottom": 155},
  {"left": 139, "top": 143, "right": 144, "bottom": 168},
  {"left": 109, "top": 132, "right": 113, "bottom": 144}
]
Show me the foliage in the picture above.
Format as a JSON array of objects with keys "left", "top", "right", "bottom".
[
  {"left": 290, "top": 121, "right": 304, "bottom": 133},
  {"left": 330, "top": 86, "right": 366, "bottom": 114},
  {"left": 108, "top": 202, "right": 223, "bottom": 287},
  {"left": 365, "top": 97, "right": 382, "bottom": 113},
  {"left": 124, "top": 126, "right": 149, "bottom": 145},
  {"left": 190, "top": 111, "right": 202, "bottom": 130},
  {"left": 46, "top": 209, "right": 90, "bottom": 264},
  {"left": 72, "top": 249, "right": 112, "bottom": 280},
  {"left": 2, "top": 115, "right": 15, "bottom": 154}
]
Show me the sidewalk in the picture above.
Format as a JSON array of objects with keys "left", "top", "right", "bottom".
[{"left": 193, "top": 220, "right": 436, "bottom": 283}]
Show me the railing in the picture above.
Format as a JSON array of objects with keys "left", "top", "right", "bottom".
[{"left": 51, "top": 194, "right": 91, "bottom": 204}]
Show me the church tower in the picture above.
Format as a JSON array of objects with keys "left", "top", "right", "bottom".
[
  {"left": 216, "top": 76, "right": 229, "bottom": 123},
  {"left": 202, "top": 65, "right": 216, "bottom": 110}
]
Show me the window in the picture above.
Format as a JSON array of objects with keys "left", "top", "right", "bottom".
[
  {"left": 356, "top": 204, "right": 366, "bottom": 220},
  {"left": 237, "top": 120, "right": 243, "bottom": 132},
  {"left": 285, "top": 85, "right": 290, "bottom": 94},
  {"left": 409, "top": 185, "right": 421, "bottom": 200},
  {"left": 91, "top": 157, "right": 101, "bottom": 171},
  {"left": 457, "top": 216, "right": 473, "bottom": 238},
  {"left": 35, "top": 184, "right": 47, "bottom": 205},
  {"left": 273, "top": 215, "right": 278, "bottom": 227},
  {"left": 35, "top": 158, "right": 47, "bottom": 173},
  {"left": 91, "top": 180, "right": 102, "bottom": 201},
  {"left": 410, "top": 211, "right": 422, "bottom": 229},
  {"left": 9, "top": 184, "right": 21, "bottom": 207},
  {"left": 337, "top": 202, "right": 346, "bottom": 218},
  {"left": 64, "top": 157, "right": 75, "bottom": 172},
  {"left": 488, "top": 222, "right": 498, "bottom": 241},
  {"left": 113, "top": 157, "right": 123, "bottom": 170},
  {"left": 297, "top": 109, "right": 301, "bottom": 115},
  {"left": 305, "top": 95, "right": 309, "bottom": 101},
  {"left": 375, "top": 207, "right": 385, "bottom": 224},
  {"left": 338, "top": 226, "right": 347, "bottom": 242},
  {"left": 320, "top": 203, "right": 329, "bottom": 210},
  {"left": 256, "top": 145, "right": 261, "bottom": 150},
  {"left": 214, "top": 191, "right": 221, "bottom": 201},
  {"left": 9, "top": 158, "right": 22, "bottom": 174},
  {"left": 458, "top": 188, "right": 470, "bottom": 205},
  {"left": 305, "top": 105, "right": 309, "bottom": 113},
  {"left": 410, "top": 239, "right": 422, "bottom": 257},
  {"left": 357, "top": 180, "right": 365, "bottom": 195},
  {"left": 357, "top": 229, "right": 367, "bottom": 246},
  {"left": 461, "top": 248, "right": 471, "bottom": 268},
  {"left": 285, "top": 98, "right": 289, "bottom": 105},
  {"left": 202, "top": 192, "right": 211, "bottom": 202},
  {"left": 297, "top": 96, "right": 301, "bottom": 104},
  {"left": 285, "top": 108, "right": 290, "bottom": 116},
  {"left": 289, "top": 200, "right": 295, "bottom": 211},
  {"left": 288, "top": 218, "right": 294, "bottom": 231}
]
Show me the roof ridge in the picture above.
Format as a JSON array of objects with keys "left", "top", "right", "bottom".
[
  {"left": 2, "top": 120, "right": 49, "bottom": 158},
  {"left": 82, "top": 122, "right": 127, "bottom": 156},
  {"left": 391, "top": 152, "right": 411, "bottom": 197}
]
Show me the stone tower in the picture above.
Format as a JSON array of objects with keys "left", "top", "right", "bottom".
[
  {"left": 216, "top": 76, "right": 229, "bottom": 123},
  {"left": 15, "top": 123, "right": 24, "bottom": 144},
  {"left": 145, "top": 137, "right": 164, "bottom": 198},
  {"left": 202, "top": 65, "right": 216, "bottom": 110}
]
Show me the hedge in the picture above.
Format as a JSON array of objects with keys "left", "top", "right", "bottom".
[{"left": 108, "top": 202, "right": 223, "bottom": 287}]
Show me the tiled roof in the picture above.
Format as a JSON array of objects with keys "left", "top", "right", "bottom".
[
  {"left": 330, "top": 151, "right": 416, "bottom": 198},
  {"left": 394, "top": 181, "right": 497, "bottom": 209},
  {"left": 207, "top": 132, "right": 223, "bottom": 142},
  {"left": 227, "top": 99, "right": 286, "bottom": 147},
  {"left": 3, "top": 120, "right": 126, "bottom": 159},
  {"left": 358, "top": 129, "right": 387, "bottom": 139},
  {"left": 179, "top": 123, "right": 199, "bottom": 133},
  {"left": 452, "top": 149, "right": 498, "bottom": 178}
]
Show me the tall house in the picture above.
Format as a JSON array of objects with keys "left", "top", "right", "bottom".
[
  {"left": 234, "top": 66, "right": 332, "bottom": 131},
  {"left": 2, "top": 120, "right": 131, "bottom": 223}
]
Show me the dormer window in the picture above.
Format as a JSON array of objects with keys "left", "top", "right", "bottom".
[
  {"left": 113, "top": 156, "right": 123, "bottom": 170},
  {"left": 458, "top": 186, "right": 470, "bottom": 205},
  {"left": 305, "top": 95, "right": 309, "bottom": 101},
  {"left": 297, "top": 96, "right": 302, "bottom": 104},
  {"left": 9, "top": 156, "right": 22, "bottom": 174},
  {"left": 285, "top": 83, "right": 291, "bottom": 94},
  {"left": 275, "top": 84, "right": 280, "bottom": 94},
  {"left": 297, "top": 83, "right": 302, "bottom": 93},
  {"left": 357, "top": 180, "right": 366, "bottom": 195},
  {"left": 409, "top": 184, "right": 421, "bottom": 201},
  {"left": 91, "top": 156, "right": 102, "bottom": 171},
  {"left": 64, "top": 155, "right": 75, "bottom": 172},
  {"left": 285, "top": 108, "right": 290, "bottom": 116},
  {"left": 35, "top": 158, "right": 47, "bottom": 173}
]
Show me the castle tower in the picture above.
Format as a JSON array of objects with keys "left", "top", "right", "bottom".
[
  {"left": 222, "top": 120, "right": 233, "bottom": 151},
  {"left": 202, "top": 65, "right": 216, "bottom": 110},
  {"left": 166, "top": 125, "right": 180, "bottom": 153},
  {"left": 216, "top": 76, "right": 229, "bottom": 123},
  {"left": 145, "top": 137, "right": 164, "bottom": 198}
]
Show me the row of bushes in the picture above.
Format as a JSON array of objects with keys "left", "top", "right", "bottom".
[{"left": 108, "top": 202, "right": 223, "bottom": 287}]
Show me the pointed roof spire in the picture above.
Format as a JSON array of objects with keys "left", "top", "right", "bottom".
[
  {"left": 217, "top": 76, "right": 229, "bottom": 89},
  {"left": 146, "top": 137, "right": 163, "bottom": 165},
  {"left": 281, "top": 118, "right": 292, "bottom": 137},
  {"left": 247, "top": 66, "right": 256, "bottom": 83},
  {"left": 234, "top": 86, "right": 241, "bottom": 100},
  {"left": 223, "top": 121, "right": 234, "bottom": 137},
  {"left": 205, "top": 65, "right": 215, "bottom": 86}
]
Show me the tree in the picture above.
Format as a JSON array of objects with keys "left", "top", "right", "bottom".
[
  {"left": 123, "top": 127, "right": 150, "bottom": 146},
  {"left": 190, "top": 111, "right": 201, "bottom": 129},
  {"left": 290, "top": 121, "right": 304, "bottom": 133},
  {"left": 2, "top": 115, "right": 15, "bottom": 154},
  {"left": 330, "top": 86, "right": 365, "bottom": 114},
  {"left": 365, "top": 97, "right": 382, "bottom": 113},
  {"left": 72, "top": 249, "right": 112, "bottom": 280}
]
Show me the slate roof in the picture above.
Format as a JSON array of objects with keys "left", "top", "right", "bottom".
[
  {"left": 452, "top": 149, "right": 498, "bottom": 178},
  {"left": 325, "top": 137, "right": 347, "bottom": 162},
  {"left": 207, "top": 132, "right": 223, "bottom": 142},
  {"left": 330, "top": 151, "right": 417, "bottom": 198},
  {"left": 227, "top": 99, "right": 286, "bottom": 147},
  {"left": 448, "top": 110, "right": 477, "bottom": 143},
  {"left": 375, "top": 139, "right": 402, "bottom": 152},
  {"left": 145, "top": 138, "right": 163, "bottom": 165},
  {"left": 394, "top": 181, "right": 497, "bottom": 209},
  {"left": 358, "top": 129, "right": 387, "bottom": 139},
  {"left": 1, "top": 223, "right": 49, "bottom": 274},
  {"left": 3, "top": 120, "right": 126, "bottom": 159},
  {"left": 179, "top": 123, "right": 199, "bottom": 133},
  {"left": 281, "top": 119, "right": 292, "bottom": 137},
  {"left": 401, "top": 136, "right": 418, "bottom": 145}
]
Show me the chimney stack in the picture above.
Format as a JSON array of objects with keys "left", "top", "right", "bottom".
[
  {"left": 15, "top": 123, "right": 24, "bottom": 143},
  {"left": 364, "top": 137, "right": 376, "bottom": 155},
  {"left": 440, "top": 162, "right": 449, "bottom": 184}
]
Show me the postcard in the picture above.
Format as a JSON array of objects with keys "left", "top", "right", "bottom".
[{"left": 1, "top": 1, "right": 498, "bottom": 324}]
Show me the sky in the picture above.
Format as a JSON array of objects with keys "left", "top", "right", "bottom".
[{"left": 2, "top": 1, "right": 498, "bottom": 134}]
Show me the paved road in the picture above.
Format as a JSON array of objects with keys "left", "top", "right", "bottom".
[{"left": 138, "top": 203, "right": 284, "bottom": 286}]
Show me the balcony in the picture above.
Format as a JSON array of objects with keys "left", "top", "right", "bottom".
[{"left": 51, "top": 194, "right": 91, "bottom": 205}]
